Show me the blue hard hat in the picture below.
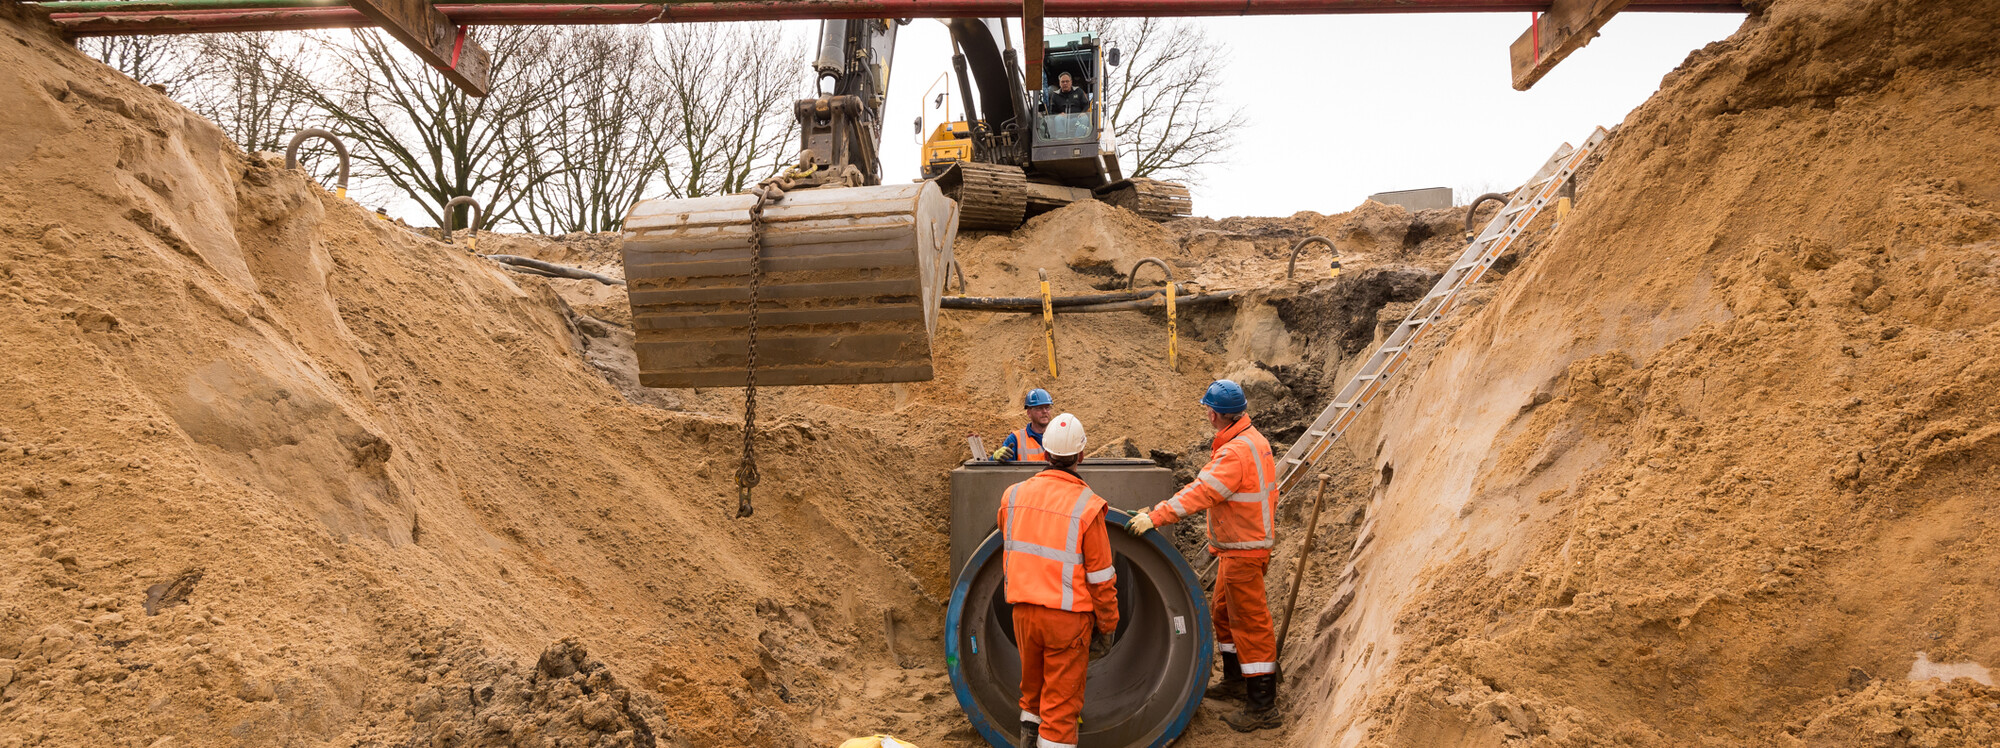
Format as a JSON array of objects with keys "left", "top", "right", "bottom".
[
  {"left": 1201, "top": 380, "right": 1248, "bottom": 414},
  {"left": 1024, "top": 388, "right": 1054, "bottom": 408}
]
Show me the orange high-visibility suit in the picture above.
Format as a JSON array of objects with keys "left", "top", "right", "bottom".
[
  {"left": 1005, "top": 426, "right": 1049, "bottom": 462},
  {"left": 999, "top": 469, "right": 1119, "bottom": 748},
  {"left": 1144, "top": 416, "right": 1278, "bottom": 678}
]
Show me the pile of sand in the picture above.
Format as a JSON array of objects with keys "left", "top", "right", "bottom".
[
  {"left": 0, "top": 3, "right": 1474, "bottom": 745},
  {"left": 0, "top": 4, "right": 956, "bottom": 743},
  {"left": 1282, "top": 1, "right": 2000, "bottom": 745},
  {"left": 38, "top": 0, "right": 1989, "bottom": 744}
]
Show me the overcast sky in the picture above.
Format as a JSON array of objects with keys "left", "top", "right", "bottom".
[{"left": 873, "top": 11, "right": 1747, "bottom": 218}]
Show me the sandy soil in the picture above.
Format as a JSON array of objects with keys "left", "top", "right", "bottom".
[
  {"left": 10, "top": 0, "right": 1996, "bottom": 745},
  {"left": 1281, "top": 1, "right": 2000, "bottom": 746},
  {"left": 0, "top": 3, "right": 1461, "bottom": 745}
]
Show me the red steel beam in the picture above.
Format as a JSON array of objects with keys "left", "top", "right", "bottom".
[{"left": 52, "top": 1, "right": 1744, "bottom": 36}]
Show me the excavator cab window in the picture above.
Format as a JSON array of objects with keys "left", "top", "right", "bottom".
[{"left": 1038, "top": 43, "right": 1097, "bottom": 142}]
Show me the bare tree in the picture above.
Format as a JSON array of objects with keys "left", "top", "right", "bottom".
[
  {"left": 515, "top": 27, "right": 678, "bottom": 234},
  {"left": 1050, "top": 18, "right": 1245, "bottom": 182},
  {"left": 113, "top": 23, "right": 808, "bottom": 232},
  {"left": 654, "top": 23, "right": 808, "bottom": 199},
  {"left": 82, "top": 36, "right": 202, "bottom": 92},
  {"left": 257, "top": 27, "right": 568, "bottom": 231},
  {"left": 182, "top": 33, "right": 318, "bottom": 154}
]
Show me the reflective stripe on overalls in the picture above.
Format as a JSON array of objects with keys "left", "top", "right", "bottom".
[{"left": 1012, "top": 428, "right": 1048, "bottom": 462}]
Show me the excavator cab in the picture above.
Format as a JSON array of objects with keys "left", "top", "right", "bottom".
[{"left": 1029, "top": 32, "right": 1109, "bottom": 181}]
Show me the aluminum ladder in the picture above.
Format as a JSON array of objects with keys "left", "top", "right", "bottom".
[{"left": 1274, "top": 127, "right": 1611, "bottom": 496}]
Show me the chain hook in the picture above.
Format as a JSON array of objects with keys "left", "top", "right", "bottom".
[{"left": 735, "top": 183, "right": 784, "bottom": 519}]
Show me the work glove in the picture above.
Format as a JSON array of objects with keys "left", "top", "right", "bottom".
[
  {"left": 1126, "top": 512, "right": 1156, "bottom": 536},
  {"left": 1089, "top": 631, "right": 1115, "bottom": 662},
  {"left": 991, "top": 445, "right": 1014, "bottom": 461}
]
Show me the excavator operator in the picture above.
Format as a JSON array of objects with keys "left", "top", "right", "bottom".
[
  {"left": 998, "top": 413, "right": 1118, "bottom": 748},
  {"left": 1127, "top": 380, "right": 1284, "bottom": 732},
  {"left": 1047, "top": 72, "right": 1089, "bottom": 114},
  {"left": 993, "top": 388, "right": 1056, "bottom": 462}
]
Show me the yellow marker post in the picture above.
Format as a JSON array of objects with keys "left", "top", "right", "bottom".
[
  {"left": 1555, "top": 196, "right": 1573, "bottom": 226},
  {"left": 1038, "top": 268, "right": 1058, "bottom": 378},
  {"left": 1165, "top": 281, "right": 1178, "bottom": 372}
]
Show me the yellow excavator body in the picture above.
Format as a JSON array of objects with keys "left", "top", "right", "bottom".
[{"left": 922, "top": 120, "right": 974, "bottom": 176}]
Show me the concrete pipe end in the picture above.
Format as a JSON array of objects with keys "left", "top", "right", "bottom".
[{"left": 947, "top": 509, "right": 1212, "bottom": 748}]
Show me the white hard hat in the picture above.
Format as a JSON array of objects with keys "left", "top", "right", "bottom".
[{"left": 1041, "top": 413, "right": 1088, "bottom": 457}]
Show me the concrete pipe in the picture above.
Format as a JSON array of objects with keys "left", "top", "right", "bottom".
[{"left": 947, "top": 509, "right": 1211, "bottom": 748}]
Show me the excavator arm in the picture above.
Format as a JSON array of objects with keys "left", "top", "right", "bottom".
[{"left": 788, "top": 19, "right": 902, "bottom": 189}]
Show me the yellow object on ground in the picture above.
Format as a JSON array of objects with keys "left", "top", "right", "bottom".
[{"left": 838, "top": 736, "right": 918, "bottom": 748}]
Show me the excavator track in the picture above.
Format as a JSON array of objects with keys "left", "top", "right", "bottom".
[
  {"left": 936, "top": 162, "right": 1028, "bottom": 231},
  {"left": 1098, "top": 177, "right": 1194, "bottom": 223}
]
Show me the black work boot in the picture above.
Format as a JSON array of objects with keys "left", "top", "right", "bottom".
[
  {"left": 1224, "top": 675, "right": 1282, "bottom": 732},
  {"left": 1205, "top": 651, "right": 1246, "bottom": 701},
  {"left": 1018, "top": 720, "right": 1039, "bottom": 748}
]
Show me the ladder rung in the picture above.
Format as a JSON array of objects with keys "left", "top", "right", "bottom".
[{"left": 1502, "top": 204, "right": 1530, "bottom": 216}]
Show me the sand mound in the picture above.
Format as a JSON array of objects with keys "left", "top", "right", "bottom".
[
  {"left": 1283, "top": 0, "right": 2000, "bottom": 744},
  {"left": 0, "top": 8, "right": 960, "bottom": 744},
  {"left": 22, "top": 0, "right": 1997, "bottom": 744},
  {"left": 0, "top": 5, "right": 1467, "bottom": 744}
]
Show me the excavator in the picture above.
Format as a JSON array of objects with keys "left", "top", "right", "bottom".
[
  {"left": 619, "top": 17, "right": 1194, "bottom": 391},
  {"left": 924, "top": 21, "right": 1194, "bottom": 229}
]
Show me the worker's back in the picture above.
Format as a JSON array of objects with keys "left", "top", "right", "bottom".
[{"left": 998, "top": 469, "right": 1112, "bottom": 612}]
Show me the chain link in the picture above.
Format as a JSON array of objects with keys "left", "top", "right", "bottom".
[{"left": 735, "top": 185, "right": 779, "bottom": 519}]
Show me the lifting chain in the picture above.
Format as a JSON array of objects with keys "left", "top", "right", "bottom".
[{"left": 735, "top": 182, "right": 785, "bottom": 519}]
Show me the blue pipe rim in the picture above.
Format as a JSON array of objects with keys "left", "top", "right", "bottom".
[{"left": 946, "top": 508, "right": 1213, "bottom": 748}]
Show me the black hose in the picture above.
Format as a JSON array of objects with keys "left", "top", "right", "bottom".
[
  {"left": 482, "top": 254, "right": 626, "bottom": 286},
  {"left": 1465, "top": 192, "right": 1508, "bottom": 238},
  {"left": 284, "top": 129, "right": 349, "bottom": 193},
  {"left": 446, "top": 195, "right": 483, "bottom": 234},
  {"left": 1286, "top": 236, "right": 1339, "bottom": 280},
  {"left": 941, "top": 289, "right": 1240, "bottom": 313},
  {"left": 1126, "top": 258, "right": 1173, "bottom": 290},
  {"left": 939, "top": 284, "right": 1193, "bottom": 309}
]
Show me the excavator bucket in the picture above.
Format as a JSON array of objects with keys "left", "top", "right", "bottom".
[{"left": 621, "top": 182, "right": 960, "bottom": 388}]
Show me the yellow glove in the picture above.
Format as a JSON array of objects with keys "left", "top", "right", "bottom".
[
  {"left": 991, "top": 445, "right": 1014, "bottom": 461},
  {"left": 1127, "top": 512, "right": 1156, "bottom": 536}
]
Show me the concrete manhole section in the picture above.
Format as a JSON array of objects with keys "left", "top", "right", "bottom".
[{"left": 948, "top": 511, "right": 1212, "bottom": 748}]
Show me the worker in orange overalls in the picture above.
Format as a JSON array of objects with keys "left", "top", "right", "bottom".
[
  {"left": 998, "top": 412, "right": 1119, "bottom": 748},
  {"left": 993, "top": 388, "right": 1055, "bottom": 462},
  {"left": 1127, "top": 380, "right": 1281, "bottom": 732}
]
